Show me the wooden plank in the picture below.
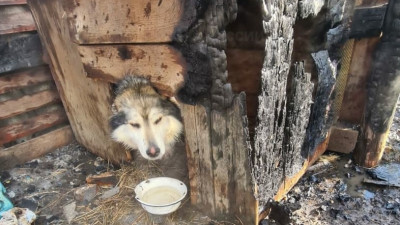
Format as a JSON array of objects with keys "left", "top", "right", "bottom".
[
  {"left": 0, "top": 5, "right": 35, "bottom": 34},
  {"left": 327, "top": 125, "right": 359, "bottom": 154},
  {"left": 354, "top": 0, "right": 400, "bottom": 168},
  {"left": 0, "top": 126, "right": 74, "bottom": 170},
  {"left": 0, "top": 33, "right": 44, "bottom": 74},
  {"left": 0, "top": 0, "right": 26, "bottom": 5},
  {"left": 28, "top": 0, "right": 129, "bottom": 164},
  {"left": 0, "top": 66, "right": 53, "bottom": 94},
  {"left": 78, "top": 45, "right": 185, "bottom": 97},
  {"left": 339, "top": 37, "right": 380, "bottom": 124},
  {"left": 62, "top": 0, "right": 185, "bottom": 44},
  {"left": 0, "top": 109, "right": 68, "bottom": 145},
  {"left": 0, "top": 89, "right": 60, "bottom": 119}
]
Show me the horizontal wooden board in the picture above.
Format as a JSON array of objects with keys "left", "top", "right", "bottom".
[
  {"left": 78, "top": 44, "right": 185, "bottom": 97},
  {"left": 0, "top": 89, "right": 60, "bottom": 119},
  {"left": 0, "top": 126, "right": 74, "bottom": 170},
  {"left": 0, "top": 109, "right": 68, "bottom": 145},
  {"left": 63, "top": 0, "right": 185, "bottom": 44},
  {"left": 327, "top": 125, "right": 359, "bottom": 154},
  {"left": 0, "top": 0, "right": 26, "bottom": 5},
  {"left": 0, "top": 66, "right": 53, "bottom": 94},
  {"left": 0, "top": 5, "right": 35, "bottom": 34},
  {"left": 0, "top": 33, "right": 44, "bottom": 73}
]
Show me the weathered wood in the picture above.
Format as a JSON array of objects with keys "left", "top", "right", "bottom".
[
  {"left": 0, "top": 89, "right": 60, "bottom": 119},
  {"left": 328, "top": 125, "right": 359, "bottom": 154},
  {"left": 0, "top": 33, "right": 44, "bottom": 74},
  {"left": 0, "top": 126, "right": 73, "bottom": 170},
  {"left": 0, "top": 0, "right": 26, "bottom": 5},
  {"left": 354, "top": 0, "right": 400, "bottom": 168},
  {"left": 0, "top": 109, "right": 68, "bottom": 145},
  {"left": 252, "top": 0, "right": 299, "bottom": 206},
  {"left": 62, "top": 0, "right": 186, "bottom": 44},
  {"left": 28, "top": 0, "right": 128, "bottom": 164},
  {"left": 0, "top": 5, "right": 35, "bottom": 34},
  {"left": 78, "top": 45, "right": 185, "bottom": 97},
  {"left": 0, "top": 66, "right": 52, "bottom": 94},
  {"left": 339, "top": 38, "right": 380, "bottom": 123}
]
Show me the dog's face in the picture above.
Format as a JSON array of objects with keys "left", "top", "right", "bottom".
[{"left": 110, "top": 95, "right": 183, "bottom": 160}]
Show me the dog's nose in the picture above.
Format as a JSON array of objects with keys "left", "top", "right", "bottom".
[{"left": 146, "top": 146, "right": 160, "bottom": 157}]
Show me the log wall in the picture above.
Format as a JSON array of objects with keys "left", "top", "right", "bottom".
[{"left": 0, "top": 2, "right": 73, "bottom": 170}]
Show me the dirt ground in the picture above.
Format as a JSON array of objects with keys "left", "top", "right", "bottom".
[{"left": 1, "top": 100, "right": 400, "bottom": 225}]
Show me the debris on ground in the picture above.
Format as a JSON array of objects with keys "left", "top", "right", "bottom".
[{"left": 0, "top": 207, "right": 36, "bottom": 225}]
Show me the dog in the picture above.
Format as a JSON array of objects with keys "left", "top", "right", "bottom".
[{"left": 109, "top": 76, "right": 183, "bottom": 160}]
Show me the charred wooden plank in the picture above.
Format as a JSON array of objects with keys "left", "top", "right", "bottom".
[
  {"left": 0, "top": 66, "right": 52, "bottom": 94},
  {"left": 62, "top": 0, "right": 186, "bottom": 44},
  {"left": 349, "top": 4, "right": 387, "bottom": 39},
  {"left": 28, "top": 0, "right": 129, "bottom": 164},
  {"left": 78, "top": 45, "right": 185, "bottom": 97},
  {"left": 354, "top": 0, "right": 400, "bottom": 167},
  {"left": 0, "top": 33, "right": 44, "bottom": 73},
  {"left": 0, "top": 89, "right": 60, "bottom": 119},
  {"left": 0, "top": 109, "right": 68, "bottom": 145},
  {"left": 0, "top": 126, "right": 74, "bottom": 170},
  {"left": 0, "top": 5, "right": 35, "bottom": 34},
  {"left": 252, "top": 0, "right": 299, "bottom": 206}
]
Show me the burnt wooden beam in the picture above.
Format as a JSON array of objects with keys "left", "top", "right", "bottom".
[
  {"left": 354, "top": 0, "right": 400, "bottom": 167},
  {"left": 349, "top": 4, "right": 387, "bottom": 39}
]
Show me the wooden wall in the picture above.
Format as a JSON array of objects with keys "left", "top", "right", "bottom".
[{"left": 0, "top": 0, "right": 73, "bottom": 170}]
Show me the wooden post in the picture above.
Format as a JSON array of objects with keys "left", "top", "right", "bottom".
[{"left": 354, "top": 0, "right": 400, "bottom": 167}]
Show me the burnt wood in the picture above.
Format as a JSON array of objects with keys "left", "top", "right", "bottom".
[
  {"left": 0, "top": 66, "right": 52, "bottom": 94},
  {"left": 0, "top": 33, "right": 44, "bottom": 73},
  {"left": 354, "top": 0, "right": 400, "bottom": 167},
  {"left": 349, "top": 5, "right": 387, "bottom": 39}
]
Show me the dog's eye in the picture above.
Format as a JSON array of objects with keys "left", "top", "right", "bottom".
[
  {"left": 130, "top": 123, "right": 140, "bottom": 128},
  {"left": 154, "top": 117, "right": 162, "bottom": 125}
]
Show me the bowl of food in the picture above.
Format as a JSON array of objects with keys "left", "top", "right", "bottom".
[{"left": 134, "top": 177, "right": 187, "bottom": 215}]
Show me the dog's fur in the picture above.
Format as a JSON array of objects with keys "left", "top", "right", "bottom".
[{"left": 109, "top": 76, "right": 183, "bottom": 160}]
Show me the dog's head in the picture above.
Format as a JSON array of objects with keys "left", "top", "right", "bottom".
[{"left": 109, "top": 76, "right": 183, "bottom": 160}]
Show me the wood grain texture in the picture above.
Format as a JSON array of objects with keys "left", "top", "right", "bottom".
[
  {"left": 0, "top": 0, "right": 26, "bottom": 5},
  {"left": 28, "top": 0, "right": 128, "bottom": 164},
  {"left": 0, "top": 89, "right": 60, "bottom": 119},
  {"left": 327, "top": 125, "right": 359, "bottom": 154},
  {"left": 339, "top": 38, "right": 380, "bottom": 124},
  {"left": 0, "top": 66, "right": 53, "bottom": 94},
  {"left": 0, "top": 126, "right": 74, "bottom": 170},
  {"left": 354, "top": 0, "right": 400, "bottom": 168},
  {"left": 0, "top": 109, "right": 68, "bottom": 145},
  {"left": 78, "top": 44, "right": 185, "bottom": 97},
  {"left": 0, "top": 5, "right": 35, "bottom": 34},
  {"left": 63, "top": 0, "right": 185, "bottom": 44},
  {"left": 0, "top": 33, "right": 44, "bottom": 73}
]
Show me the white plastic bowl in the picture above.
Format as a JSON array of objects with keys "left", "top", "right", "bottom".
[{"left": 134, "top": 177, "right": 187, "bottom": 215}]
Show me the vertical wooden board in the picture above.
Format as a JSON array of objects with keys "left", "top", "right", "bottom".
[
  {"left": 211, "top": 110, "right": 229, "bottom": 215},
  {"left": 229, "top": 94, "right": 257, "bottom": 225},
  {"left": 28, "top": 0, "right": 128, "bottom": 164},
  {"left": 78, "top": 45, "right": 185, "bottom": 97},
  {"left": 62, "top": 0, "right": 185, "bottom": 44},
  {"left": 194, "top": 105, "right": 215, "bottom": 213},
  {"left": 339, "top": 38, "right": 380, "bottom": 124},
  {"left": 180, "top": 104, "right": 200, "bottom": 204},
  {"left": 0, "top": 5, "right": 36, "bottom": 34}
]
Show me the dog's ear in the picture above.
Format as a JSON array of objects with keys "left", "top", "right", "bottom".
[{"left": 109, "top": 111, "right": 127, "bottom": 130}]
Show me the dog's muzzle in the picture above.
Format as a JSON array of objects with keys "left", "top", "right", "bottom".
[{"left": 146, "top": 145, "right": 160, "bottom": 158}]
